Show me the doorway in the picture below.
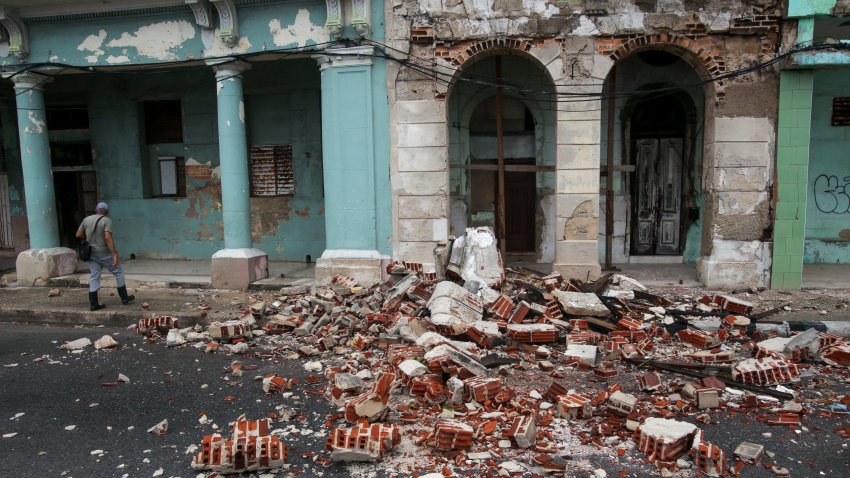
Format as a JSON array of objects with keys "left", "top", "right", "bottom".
[
  {"left": 627, "top": 90, "right": 693, "bottom": 256},
  {"left": 54, "top": 170, "right": 97, "bottom": 248}
]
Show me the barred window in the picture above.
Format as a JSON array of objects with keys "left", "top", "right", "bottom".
[{"left": 249, "top": 145, "right": 294, "bottom": 197}]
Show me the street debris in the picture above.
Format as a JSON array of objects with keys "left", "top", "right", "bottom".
[
  {"left": 94, "top": 334, "right": 118, "bottom": 350},
  {"left": 125, "top": 227, "right": 850, "bottom": 476},
  {"left": 60, "top": 337, "right": 92, "bottom": 350}
]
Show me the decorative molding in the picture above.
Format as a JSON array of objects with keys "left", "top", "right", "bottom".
[
  {"left": 210, "top": 0, "right": 238, "bottom": 47},
  {"left": 325, "top": 0, "right": 343, "bottom": 38},
  {"left": 0, "top": 7, "right": 29, "bottom": 60},
  {"left": 207, "top": 58, "right": 251, "bottom": 79},
  {"left": 185, "top": 0, "right": 213, "bottom": 29},
  {"left": 6, "top": 71, "right": 52, "bottom": 91},
  {"left": 315, "top": 45, "right": 374, "bottom": 70},
  {"left": 351, "top": 0, "right": 371, "bottom": 37}
]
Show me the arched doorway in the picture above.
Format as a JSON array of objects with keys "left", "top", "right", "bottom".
[
  {"left": 600, "top": 49, "right": 705, "bottom": 264},
  {"left": 448, "top": 52, "right": 556, "bottom": 262}
]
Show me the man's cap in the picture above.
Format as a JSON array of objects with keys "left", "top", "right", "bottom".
[{"left": 96, "top": 202, "right": 109, "bottom": 211}]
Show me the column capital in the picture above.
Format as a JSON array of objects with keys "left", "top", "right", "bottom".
[
  {"left": 207, "top": 58, "right": 251, "bottom": 80},
  {"left": 315, "top": 45, "right": 375, "bottom": 71},
  {"left": 4, "top": 70, "right": 52, "bottom": 91}
]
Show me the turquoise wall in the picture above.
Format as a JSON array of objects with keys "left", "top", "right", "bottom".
[
  {"left": 15, "top": 59, "right": 326, "bottom": 260},
  {"left": 3, "top": 1, "right": 328, "bottom": 66},
  {"left": 804, "top": 67, "right": 850, "bottom": 263}
]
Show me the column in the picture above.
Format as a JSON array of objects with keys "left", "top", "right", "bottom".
[
  {"left": 9, "top": 71, "right": 77, "bottom": 285},
  {"left": 770, "top": 70, "right": 813, "bottom": 290},
  {"left": 314, "top": 46, "right": 386, "bottom": 285},
  {"left": 208, "top": 59, "right": 268, "bottom": 289}
]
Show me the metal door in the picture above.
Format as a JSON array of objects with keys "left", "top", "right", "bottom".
[{"left": 633, "top": 138, "right": 682, "bottom": 255}]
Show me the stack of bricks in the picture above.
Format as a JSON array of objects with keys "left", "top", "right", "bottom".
[
  {"left": 192, "top": 418, "right": 286, "bottom": 473},
  {"left": 557, "top": 393, "right": 593, "bottom": 419},
  {"left": 486, "top": 294, "right": 513, "bottom": 321},
  {"left": 410, "top": 374, "right": 447, "bottom": 404},
  {"left": 506, "top": 323, "right": 560, "bottom": 343},
  {"left": 345, "top": 372, "right": 395, "bottom": 423},
  {"left": 261, "top": 374, "right": 295, "bottom": 394},
  {"left": 433, "top": 420, "right": 474, "bottom": 451},
  {"left": 506, "top": 414, "right": 537, "bottom": 448},
  {"left": 544, "top": 382, "right": 568, "bottom": 402},
  {"left": 677, "top": 329, "right": 721, "bottom": 349},
  {"left": 387, "top": 345, "right": 424, "bottom": 366},
  {"left": 137, "top": 315, "right": 178, "bottom": 335},
  {"left": 464, "top": 376, "right": 502, "bottom": 403},
  {"left": 508, "top": 300, "right": 534, "bottom": 323},
  {"left": 821, "top": 342, "right": 850, "bottom": 367},
  {"left": 690, "top": 348, "right": 736, "bottom": 364},
  {"left": 410, "top": 25, "right": 434, "bottom": 44},
  {"left": 466, "top": 321, "right": 503, "bottom": 348},
  {"left": 326, "top": 423, "right": 400, "bottom": 462},
  {"left": 636, "top": 418, "right": 697, "bottom": 465},
  {"left": 731, "top": 357, "right": 800, "bottom": 386},
  {"left": 689, "top": 430, "right": 726, "bottom": 477},
  {"left": 208, "top": 320, "right": 249, "bottom": 340}
]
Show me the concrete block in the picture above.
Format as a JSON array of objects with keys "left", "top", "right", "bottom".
[
  {"left": 698, "top": 258, "right": 766, "bottom": 289},
  {"left": 398, "top": 195, "right": 448, "bottom": 219},
  {"left": 553, "top": 262, "right": 602, "bottom": 282},
  {"left": 714, "top": 117, "right": 773, "bottom": 143},
  {"left": 315, "top": 251, "right": 384, "bottom": 287},
  {"left": 396, "top": 241, "right": 437, "bottom": 264},
  {"left": 555, "top": 240, "right": 600, "bottom": 265},
  {"left": 397, "top": 146, "right": 448, "bottom": 172},
  {"left": 557, "top": 194, "right": 598, "bottom": 221},
  {"left": 396, "top": 171, "right": 448, "bottom": 196},
  {"left": 211, "top": 248, "right": 269, "bottom": 290},
  {"left": 557, "top": 169, "right": 599, "bottom": 194},
  {"left": 395, "top": 100, "right": 446, "bottom": 124},
  {"left": 716, "top": 167, "right": 769, "bottom": 192},
  {"left": 398, "top": 123, "right": 446, "bottom": 148},
  {"left": 557, "top": 120, "right": 600, "bottom": 145},
  {"left": 557, "top": 145, "right": 600, "bottom": 170},
  {"left": 16, "top": 248, "right": 77, "bottom": 286},
  {"left": 717, "top": 191, "right": 769, "bottom": 215},
  {"left": 399, "top": 218, "right": 449, "bottom": 242},
  {"left": 714, "top": 141, "right": 771, "bottom": 168}
]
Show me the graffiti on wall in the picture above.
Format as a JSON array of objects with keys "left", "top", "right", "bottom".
[{"left": 813, "top": 174, "right": 850, "bottom": 214}]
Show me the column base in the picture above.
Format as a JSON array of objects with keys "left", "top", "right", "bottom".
[
  {"left": 552, "top": 263, "right": 602, "bottom": 282},
  {"left": 315, "top": 249, "right": 388, "bottom": 287},
  {"left": 211, "top": 248, "right": 269, "bottom": 290},
  {"left": 697, "top": 240, "right": 771, "bottom": 289},
  {"left": 16, "top": 247, "right": 78, "bottom": 286}
]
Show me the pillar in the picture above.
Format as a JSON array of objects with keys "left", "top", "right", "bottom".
[
  {"left": 9, "top": 71, "right": 77, "bottom": 285},
  {"left": 314, "top": 46, "right": 387, "bottom": 285},
  {"left": 770, "top": 70, "right": 813, "bottom": 290},
  {"left": 208, "top": 59, "right": 268, "bottom": 289}
]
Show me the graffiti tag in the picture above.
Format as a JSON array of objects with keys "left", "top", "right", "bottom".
[{"left": 813, "top": 174, "right": 850, "bottom": 214}]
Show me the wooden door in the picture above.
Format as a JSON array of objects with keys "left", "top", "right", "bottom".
[
  {"left": 633, "top": 138, "right": 682, "bottom": 255},
  {"left": 504, "top": 165, "right": 536, "bottom": 253}
]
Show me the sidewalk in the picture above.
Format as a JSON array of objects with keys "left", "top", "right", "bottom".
[{"left": 2, "top": 257, "right": 316, "bottom": 290}]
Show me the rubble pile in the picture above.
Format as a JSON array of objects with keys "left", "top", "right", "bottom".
[{"left": 138, "top": 227, "right": 850, "bottom": 476}]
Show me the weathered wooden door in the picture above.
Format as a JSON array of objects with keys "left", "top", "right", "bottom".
[
  {"left": 633, "top": 138, "right": 682, "bottom": 255},
  {"left": 504, "top": 166, "right": 536, "bottom": 253}
]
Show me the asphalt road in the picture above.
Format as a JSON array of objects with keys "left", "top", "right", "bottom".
[
  {"left": 1, "top": 322, "right": 849, "bottom": 478},
  {"left": 0, "top": 323, "right": 346, "bottom": 478}
]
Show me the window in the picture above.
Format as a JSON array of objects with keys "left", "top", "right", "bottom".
[
  {"left": 46, "top": 105, "right": 89, "bottom": 130},
  {"left": 832, "top": 97, "right": 850, "bottom": 127},
  {"left": 156, "top": 156, "right": 186, "bottom": 197},
  {"left": 144, "top": 100, "right": 183, "bottom": 144},
  {"left": 249, "top": 145, "right": 295, "bottom": 197}
]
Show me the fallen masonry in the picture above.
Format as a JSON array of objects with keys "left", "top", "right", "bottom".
[
  {"left": 122, "top": 226, "right": 850, "bottom": 476},
  {"left": 191, "top": 417, "right": 286, "bottom": 474}
]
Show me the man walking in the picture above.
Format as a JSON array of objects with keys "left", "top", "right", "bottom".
[{"left": 76, "top": 202, "right": 134, "bottom": 311}]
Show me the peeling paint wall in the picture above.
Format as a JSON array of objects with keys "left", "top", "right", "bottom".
[
  {"left": 7, "top": 58, "right": 325, "bottom": 261},
  {"left": 805, "top": 67, "right": 850, "bottom": 264},
  {"left": 4, "top": 2, "right": 327, "bottom": 66}
]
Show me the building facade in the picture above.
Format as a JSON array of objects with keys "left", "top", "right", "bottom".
[
  {"left": 385, "top": 0, "right": 784, "bottom": 288},
  {"left": 771, "top": 0, "right": 850, "bottom": 289},
  {"left": 0, "top": 0, "right": 392, "bottom": 288}
]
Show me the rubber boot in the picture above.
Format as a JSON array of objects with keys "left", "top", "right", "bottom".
[
  {"left": 89, "top": 291, "right": 106, "bottom": 311},
  {"left": 117, "top": 286, "right": 135, "bottom": 305}
]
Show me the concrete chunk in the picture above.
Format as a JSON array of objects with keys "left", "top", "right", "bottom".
[{"left": 553, "top": 291, "right": 610, "bottom": 317}]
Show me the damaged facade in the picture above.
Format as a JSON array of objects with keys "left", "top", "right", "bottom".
[
  {"left": 0, "top": 0, "right": 392, "bottom": 288},
  {"left": 1, "top": 0, "right": 847, "bottom": 289},
  {"left": 386, "top": 0, "right": 787, "bottom": 289}
]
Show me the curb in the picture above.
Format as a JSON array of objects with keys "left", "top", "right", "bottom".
[{"left": 0, "top": 307, "right": 207, "bottom": 328}]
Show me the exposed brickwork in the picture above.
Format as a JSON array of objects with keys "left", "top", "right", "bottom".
[{"left": 434, "top": 37, "right": 555, "bottom": 67}]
